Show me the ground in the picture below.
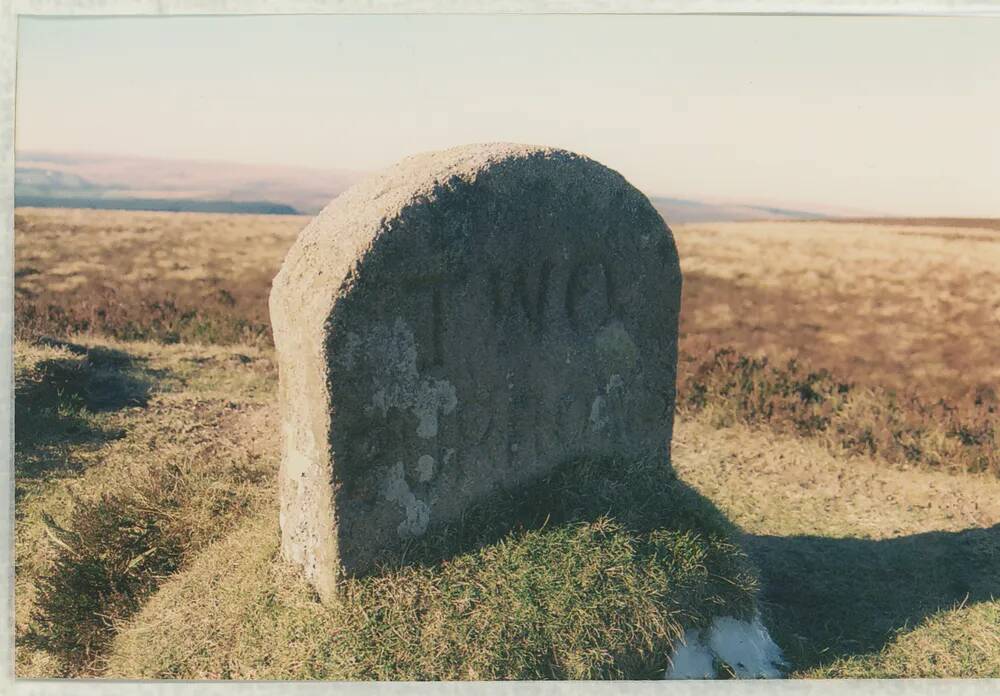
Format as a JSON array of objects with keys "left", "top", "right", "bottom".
[
  {"left": 11, "top": 208, "right": 1000, "bottom": 679},
  {"left": 674, "top": 417, "right": 1000, "bottom": 677}
]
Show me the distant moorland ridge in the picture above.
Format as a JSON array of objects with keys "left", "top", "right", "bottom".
[{"left": 18, "top": 150, "right": 835, "bottom": 223}]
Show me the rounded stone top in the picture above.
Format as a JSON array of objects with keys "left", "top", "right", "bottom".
[
  {"left": 270, "top": 143, "right": 655, "bottom": 338},
  {"left": 326, "top": 143, "right": 617, "bottom": 228}
]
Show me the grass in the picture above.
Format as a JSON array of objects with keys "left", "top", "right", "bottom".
[
  {"left": 807, "top": 601, "right": 1000, "bottom": 678},
  {"left": 16, "top": 209, "right": 1000, "bottom": 404},
  {"left": 677, "top": 348, "right": 998, "bottom": 477},
  {"left": 29, "top": 491, "right": 189, "bottom": 671},
  {"left": 13, "top": 209, "right": 1000, "bottom": 679},
  {"left": 14, "top": 335, "right": 758, "bottom": 680},
  {"left": 671, "top": 416, "right": 1000, "bottom": 678},
  {"left": 106, "top": 459, "right": 757, "bottom": 680},
  {"left": 14, "top": 339, "right": 150, "bottom": 491},
  {"left": 14, "top": 337, "right": 279, "bottom": 677}
]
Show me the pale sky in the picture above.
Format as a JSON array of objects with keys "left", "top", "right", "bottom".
[{"left": 15, "top": 14, "right": 1000, "bottom": 216}]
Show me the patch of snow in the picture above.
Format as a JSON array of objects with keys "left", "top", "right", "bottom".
[
  {"left": 665, "top": 613, "right": 785, "bottom": 680},
  {"left": 665, "top": 630, "right": 716, "bottom": 679}
]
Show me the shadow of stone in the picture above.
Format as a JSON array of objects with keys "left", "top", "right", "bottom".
[
  {"left": 745, "top": 523, "right": 1000, "bottom": 671},
  {"left": 384, "top": 457, "right": 998, "bottom": 675},
  {"left": 375, "top": 456, "right": 743, "bottom": 575},
  {"left": 14, "top": 338, "right": 165, "bottom": 484},
  {"left": 347, "top": 457, "right": 760, "bottom": 680}
]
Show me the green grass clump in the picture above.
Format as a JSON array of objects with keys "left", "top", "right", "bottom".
[
  {"left": 678, "top": 348, "right": 999, "bottom": 477},
  {"left": 107, "top": 458, "right": 758, "bottom": 680},
  {"left": 331, "top": 518, "right": 750, "bottom": 680},
  {"left": 29, "top": 496, "right": 187, "bottom": 670},
  {"left": 19, "top": 413, "right": 274, "bottom": 676}
]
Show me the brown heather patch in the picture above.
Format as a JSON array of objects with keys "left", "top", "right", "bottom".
[
  {"left": 16, "top": 209, "right": 1000, "bottom": 405},
  {"left": 677, "top": 348, "right": 998, "bottom": 478},
  {"left": 14, "top": 208, "right": 305, "bottom": 347},
  {"left": 674, "top": 221, "right": 1000, "bottom": 404}
]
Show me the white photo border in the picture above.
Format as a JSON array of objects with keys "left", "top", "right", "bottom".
[{"left": 2, "top": 2, "right": 999, "bottom": 695}]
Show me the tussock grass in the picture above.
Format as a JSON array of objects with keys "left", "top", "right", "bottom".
[
  {"left": 30, "top": 493, "right": 188, "bottom": 670},
  {"left": 25, "top": 447, "right": 274, "bottom": 674},
  {"left": 678, "top": 348, "right": 998, "bottom": 477},
  {"left": 107, "top": 456, "right": 757, "bottom": 680},
  {"left": 14, "top": 337, "right": 278, "bottom": 677}
]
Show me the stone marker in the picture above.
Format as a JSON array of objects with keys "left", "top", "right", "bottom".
[{"left": 270, "top": 143, "right": 682, "bottom": 600}]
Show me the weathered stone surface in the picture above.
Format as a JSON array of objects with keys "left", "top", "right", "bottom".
[{"left": 269, "top": 143, "right": 682, "bottom": 600}]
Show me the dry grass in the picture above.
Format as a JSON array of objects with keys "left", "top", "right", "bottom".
[
  {"left": 105, "top": 484, "right": 755, "bottom": 680},
  {"left": 821, "top": 217, "right": 1000, "bottom": 232},
  {"left": 671, "top": 416, "right": 1000, "bottom": 677},
  {"left": 12, "top": 207, "right": 1000, "bottom": 679},
  {"left": 14, "top": 337, "right": 279, "bottom": 677},
  {"left": 677, "top": 348, "right": 997, "bottom": 477},
  {"left": 675, "top": 220, "right": 1000, "bottom": 404},
  {"left": 16, "top": 208, "right": 999, "bottom": 404},
  {"left": 14, "top": 208, "right": 305, "bottom": 346},
  {"left": 808, "top": 602, "right": 1000, "bottom": 678}
]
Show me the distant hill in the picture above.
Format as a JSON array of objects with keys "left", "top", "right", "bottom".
[
  {"left": 650, "top": 197, "right": 826, "bottom": 225},
  {"left": 820, "top": 217, "right": 1000, "bottom": 232},
  {"left": 14, "top": 195, "right": 299, "bottom": 216},
  {"left": 16, "top": 151, "right": 828, "bottom": 222},
  {"left": 16, "top": 151, "right": 360, "bottom": 215}
]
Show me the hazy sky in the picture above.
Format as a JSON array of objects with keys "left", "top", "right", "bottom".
[{"left": 15, "top": 14, "right": 1000, "bottom": 216}]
